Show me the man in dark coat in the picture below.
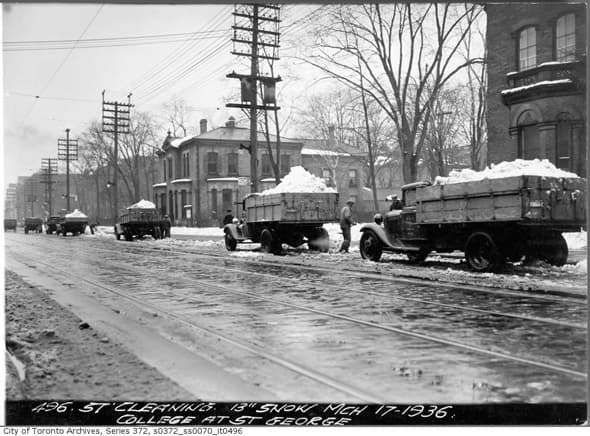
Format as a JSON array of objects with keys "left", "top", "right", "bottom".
[
  {"left": 162, "top": 214, "right": 172, "bottom": 238},
  {"left": 338, "top": 199, "right": 356, "bottom": 253},
  {"left": 222, "top": 209, "right": 234, "bottom": 226},
  {"left": 389, "top": 195, "right": 403, "bottom": 211}
]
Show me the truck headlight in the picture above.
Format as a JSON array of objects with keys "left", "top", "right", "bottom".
[{"left": 374, "top": 213, "right": 383, "bottom": 225}]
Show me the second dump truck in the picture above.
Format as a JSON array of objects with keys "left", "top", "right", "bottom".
[
  {"left": 115, "top": 201, "right": 164, "bottom": 241},
  {"left": 359, "top": 174, "right": 586, "bottom": 272},
  {"left": 224, "top": 192, "right": 340, "bottom": 254}
]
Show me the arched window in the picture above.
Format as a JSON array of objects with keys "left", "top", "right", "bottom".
[
  {"left": 519, "top": 26, "right": 536, "bottom": 70},
  {"left": 556, "top": 13, "right": 576, "bottom": 62}
]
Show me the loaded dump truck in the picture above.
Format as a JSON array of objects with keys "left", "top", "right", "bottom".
[
  {"left": 56, "top": 210, "right": 89, "bottom": 236},
  {"left": 223, "top": 167, "right": 339, "bottom": 254},
  {"left": 115, "top": 199, "right": 163, "bottom": 241},
  {"left": 359, "top": 159, "right": 586, "bottom": 272},
  {"left": 24, "top": 217, "right": 43, "bottom": 234}
]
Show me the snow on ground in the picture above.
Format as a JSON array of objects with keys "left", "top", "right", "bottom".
[
  {"left": 563, "top": 230, "right": 587, "bottom": 249},
  {"left": 435, "top": 159, "right": 580, "bottom": 184},
  {"left": 260, "top": 166, "right": 337, "bottom": 195}
]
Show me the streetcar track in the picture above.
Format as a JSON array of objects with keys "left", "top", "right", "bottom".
[
  {"left": 78, "top": 242, "right": 586, "bottom": 329},
  {"left": 9, "top": 242, "right": 587, "bottom": 380},
  {"left": 7, "top": 251, "right": 385, "bottom": 403}
]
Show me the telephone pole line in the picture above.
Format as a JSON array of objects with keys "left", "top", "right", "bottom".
[
  {"left": 102, "top": 90, "right": 133, "bottom": 221},
  {"left": 226, "top": 3, "right": 281, "bottom": 193},
  {"left": 40, "top": 157, "right": 58, "bottom": 215},
  {"left": 58, "top": 129, "right": 78, "bottom": 211}
]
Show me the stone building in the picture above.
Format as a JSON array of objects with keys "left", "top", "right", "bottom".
[
  {"left": 153, "top": 117, "right": 304, "bottom": 226},
  {"left": 486, "top": 2, "right": 586, "bottom": 176}
]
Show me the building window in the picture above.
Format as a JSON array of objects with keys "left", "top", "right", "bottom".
[
  {"left": 556, "top": 13, "right": 575, "bottom": 62},
  {"left": 519, "top": 26, "right": 536, "bottom": 70},
  {"left": 261, "top": 154, "right": 272, "bottom": 177},
  {"left": 228, "top": 152, "right": 238, "bottom": 176},
  {"left": 348, "top": 169, "right": 358, "bottom": 187},
  {"left": 211, "top": 188, "right": 218, "bottom": 220},
  {"left": 182, "top": 152, "right": 190, "bottom": 178},
  {"left": 181, "top": 190, "right": 187, "bottom": 218},
  {"left": 280, "top": 154, "right": 290, "bottom": 177},
  {"left": 518, "top": 124, "right": 540, "bottom": 160},
  {"left": 207, "top": 152, "right": 218, "bottom": 176},
  {"left": 168, "top": 158, "right": 173, "bottom": 180},
  {"left": 222, "top": 189, "right": 233, "bottom": 213},
  {"left": 163, "top": 161, "right": 167, "bottom": 181},
  {"left": 556, "top": 121, "right": 573, "bottom": 171}
]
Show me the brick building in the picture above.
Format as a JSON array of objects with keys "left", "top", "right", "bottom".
[
  {"left": 153, "top": 117, "right": 304, "bottom": 227},
  {"left": 486, "top": 2, "right": 586, "bottom": 176}
]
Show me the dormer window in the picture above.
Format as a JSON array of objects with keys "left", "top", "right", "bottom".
[
  {"left": 519, "top": 26, "right": 537, "bottom": 70},
  {"left": 556, "top": 13, "right": 576, "bottom": 62}
]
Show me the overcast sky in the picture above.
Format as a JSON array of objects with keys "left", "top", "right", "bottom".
[{"left": 2, "top": 2, "right": 323, "bottom": 186}]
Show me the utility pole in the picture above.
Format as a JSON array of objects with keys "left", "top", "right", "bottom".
[
  {"left": 226, "top": 3, "right": 281, "bottom": 193},
  {"left": 40, "top": 158, "right": 58, "bottom": 215},
  {"left": 58, "top": 129, "right": 78, "bottom": 211},
  {"left": 102, "top": 90, "right": 133, "bottom": 222}
]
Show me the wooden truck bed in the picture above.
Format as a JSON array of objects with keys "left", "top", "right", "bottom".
[
  {"left": 244, "top": 192, "right": 339, "bottom": 224},
  {"left": 120, "top": 208, "right": 162, "bottom": 225},
  {"left": 415, "top": 175, "right": 585, "bottom": 225}
]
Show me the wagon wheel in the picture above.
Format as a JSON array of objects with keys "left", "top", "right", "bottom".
[
  {"left": 359, "top": 231, "right": 382, "bottom": 262},
  {"left": 465, "top": 232, "right": 502, "bottom": 272},
  {"left": 224, "top": 232, "right": 237, "bottom": 251}
]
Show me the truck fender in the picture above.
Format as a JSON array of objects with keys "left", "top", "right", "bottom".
[
  {"left": 223, "top": 223, "right": 242, "bottom": 240},
  {"left": 359, "top": 223, "right": 396, "bottom": 249}
]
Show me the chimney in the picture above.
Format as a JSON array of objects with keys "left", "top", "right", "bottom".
[
  {"left": 200, "top": 119, "right": 207, "bottom": 134},
  {"left": 328, "top": 124, "right": 335, "bottom": 147},
  {"left": 225, "top": 116, "right": 236, "bottom": 128}
]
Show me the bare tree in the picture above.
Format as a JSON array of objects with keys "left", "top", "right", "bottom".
[
  {"left": 163, "top": 97, "right": 195, "bottom": 137},
  {"left": 304, "top": 3, "right": 484, "bottom": 183}
]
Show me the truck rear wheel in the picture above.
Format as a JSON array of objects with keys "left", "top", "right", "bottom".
[
  {"left": 540, "top": 233, "right": 568, "bottom": 266},
  {"left": 360, "top": 231, "right": 383, "bottom": 262},
  {"left": 465, "top": 232, "right": 501, "bottom": 272},
  {"left": 224, "top": 232, "right": 237, "bottom": 251},
  {"left": 124, "top": 232, "right": 133, "bottom": 242},
  {"left": 261, "top": 229, "right": 281, "bottom": 255}
]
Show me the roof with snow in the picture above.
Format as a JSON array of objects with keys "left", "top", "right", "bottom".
[{"left": 164, "top": 127, "right": 303, "bottom": 149}]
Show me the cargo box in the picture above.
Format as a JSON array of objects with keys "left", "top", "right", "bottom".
[{"left": 244, "top": 192, "right": 339, "bottom": 224}]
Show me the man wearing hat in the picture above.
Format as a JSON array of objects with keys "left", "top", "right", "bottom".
[
  {"left": 339, "top": 198, "right": 357, "bottom": 253},
  {"left": 389, "top": 194, "right": 403, "bottom": 211}
]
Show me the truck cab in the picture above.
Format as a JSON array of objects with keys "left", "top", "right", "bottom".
[{"left": 359, "top": 182, "right": 432, "bottom": 263}]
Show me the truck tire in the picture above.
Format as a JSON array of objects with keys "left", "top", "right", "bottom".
[
  {"left": 124, "top": 232, "right": 133, "bottom": 242},
  {"left": 540, "top": 233, "right": 568, "bottom": 266},
  {"left": 24, "top": 228, "right": 28, "bottom": 234},
  {"left": 261, "top": 229, "right": 281, "bottom": 255},
  {"left": 115, "top": 232, "right": 121, "bottom": 241},
  {"left": 465, "top": 232, "right": 501, "bottom": 272},
  {"left": 360, "top": 231, "right": 383, "bottom": 262},
  {"left": 224, "top": 232, "right": 237, "bottom": 251}
]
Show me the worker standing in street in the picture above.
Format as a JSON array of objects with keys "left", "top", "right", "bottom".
[
  {"left": 162, "top": 214, "right": 171, "bottom": 238},
  {"left": 338, "top": 199, "right": 356, "bottom": 253}
]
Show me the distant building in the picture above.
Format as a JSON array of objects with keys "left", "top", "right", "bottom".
[
  {"left": 154, "top": 117, "right": 304, "bottom": 227},
  {"left": 486, "top": 3, "right": 586, "bottom": 176}
]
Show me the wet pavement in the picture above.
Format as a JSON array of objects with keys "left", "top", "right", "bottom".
[{"left": 5, "top": 232, "right": 588, "bottom": 403}]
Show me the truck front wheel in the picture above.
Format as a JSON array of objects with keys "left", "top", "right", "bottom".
[
  {"left": 225, "top": 232, "right": 237, "bottom": 251},
  {"left": 360, "top": 231, "right": 383, "bottom": 262},
  {"left": 465, "top": 232, "right": 501, "bottom": 272}
]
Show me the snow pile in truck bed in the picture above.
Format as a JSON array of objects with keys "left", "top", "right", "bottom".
[
  {"left": 127, "top": 199, "right": 156, "bottom": 209},
  {"left": 435, "top": 159, "right": 580, "bottom": 185},
  {"left": 65, "top": 209, "right": 87, "bottom": 218},
  {"left": 260, "top": 166, "right": 337, "bottom": 195}
]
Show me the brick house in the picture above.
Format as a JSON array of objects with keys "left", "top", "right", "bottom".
[
  {"left": 486, "top": 3, "right": 586, "bottom": 177},
  {"left": 153, "top": 117, "right": 303, "bottom": 226}
]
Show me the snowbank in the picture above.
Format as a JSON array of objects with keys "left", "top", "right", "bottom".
[
  {"left": 65, "top": 209, "right": 88, "bottom": 218},
  {"left": 435, "top": 159, "right": 580, "bottom": 185},
  {"left": 260, "top": 166, "right": 337, "bottom": 195},
  {"left": 127, "top": 199, "right": 156, "bottom": 209},
  {"left": 563, "top": 231, "right": 587, "bottom": 250}
]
